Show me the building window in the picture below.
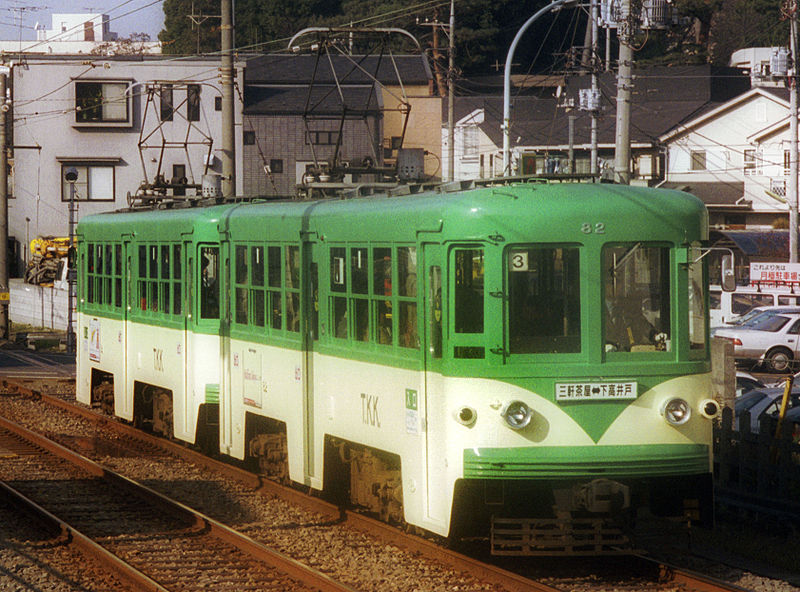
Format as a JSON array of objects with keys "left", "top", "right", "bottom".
[
  {"left": 690, "top": 150, "right": 706, "bottom": 171},
  {"left": 462, "top": 127, "right": 479, "bottom": 156},
  {"left": 215, "top": 96, "right": 222, "bottom": 111},
  {"left": 785, "top": 149, "right": 792, "bottom": 175},
  {"left": 243, "top": 131, "right": 256, "bottom": 145},
  {"left": 61, "top": 164, "right": 115, "bottom": 201},
  {"left": 159, "top": 84, "right": 174, "bottom": 121},
  {"left": 187, "top": 84, "right": 200, "bottom": 121},
  {"left": 75, "top": 81, "right": 130, "bottom": 124},
  {"left": 306, "top": 130, "right": 339, "bottom": 145},
  {"left": 269, "top": 159, "right": 283, "bottom": 174},
  {"left": 744, "top": 149, "right": 757, "bottom": 175}
]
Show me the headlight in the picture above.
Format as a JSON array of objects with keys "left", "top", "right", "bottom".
[
  {"left": 454, "top": 406, "right": 477, "bottom": 427},
  {"left": 662, "top": 398, "right": 691, "bottom": 426},
  {"left": 699, "top": 398, "right": 721, "bottom": 420},
  {"left": 502, "top": 400, "right": 533, "bottom": 430}
]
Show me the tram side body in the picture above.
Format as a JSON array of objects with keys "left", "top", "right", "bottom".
[{"left": 76, "top": 183, "right": 719, "bottom": 549}]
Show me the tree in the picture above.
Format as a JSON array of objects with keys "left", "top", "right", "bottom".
[
  {"left": 709, "top": 0, "right": 787, "bottom": 66},
  {"left": 160, "top": 0, "right": 220, "bottom": 55}
]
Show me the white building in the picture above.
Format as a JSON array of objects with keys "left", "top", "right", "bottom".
[
  {"left": 0, "top": 12, "right": 160, "bottom": 54},
  {"left": 9, "top": 55, "right": 245, "bottom": 267},
  {"left": 659, "top": 87, "right": 791, "bottom": 229}
]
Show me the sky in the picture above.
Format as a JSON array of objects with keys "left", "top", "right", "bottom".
[{"left": 0, "top": 0, "right": 165, "bottom": 42}]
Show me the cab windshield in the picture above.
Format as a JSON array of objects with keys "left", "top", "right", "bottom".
[
  {"left": 506, "top": 245, "right": 581, "bottom": 354},
  {"left": 604, "top": 243, "right": 670, "bottom": 352}
]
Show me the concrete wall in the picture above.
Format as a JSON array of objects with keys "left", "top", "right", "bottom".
[{"left": 9, "top": 279, "right": 70, "bottom": 331}]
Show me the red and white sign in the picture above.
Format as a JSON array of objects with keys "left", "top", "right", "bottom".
[{"left": 750, "top": 262, "right": 800, "bottom": 284}]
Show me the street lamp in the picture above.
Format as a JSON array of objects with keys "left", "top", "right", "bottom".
[
  {"left": 65, "top": 167, "right": 78, "bottom": 354},
  {"left": 502, "top": 0, "right": 577, "bottom": 175}
]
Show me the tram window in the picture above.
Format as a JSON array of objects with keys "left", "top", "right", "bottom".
[
  {"left": 271, "top": 292, "right": 283, "bottom": 329},
  {"left": 161, "top": 282, "right": 170, "bottom": 314},
  {"left": 454, "top": 249, "right": 484, "bottom": 334},
  {"left": 200, "top": 246, "right": 219, "bottom": 319},
  {"left": 374, "top": 248, "right": 392, "bottom": 296},
  {"left": 115, "top": 244, "right": 123, "bottom": 308},
  {"left": 160, "top": 246, "right": 170, "bottom": 280},
  {"left": 374, "top": 248, "right": 392, "bottom": 344},
  {"left": 173, "top": 283, "right": 181, "bottom": 316},
  {"left": 285, "top": 246, "right": 301, "bottom": 332},
  {"left": 351, "top": 248, "right": 368, "bottom": 294},
  {"left": 376, "top": 299, "right": 392, "bottom": 344},
  {"left": 268, "top": 246, "right": 281, "bottom": 287},
  {"left": 86, "top": 243, "right": 95, "bottom": 303},
  {"left": 252, "top": 289, "right": 265, "bottom": 326},
  {"left": 354, "top": 298, "right": 369, "bottom": 342},
  {"left": 95, "top": 245, "right": 104, "bottom": 304},
  {"left": 331, "top": 247, "right": 346, "bottom": 292},
  {"left": 286, "top": 246, "right": 300, "bottom": 289},
  {"left": 334, "top": 296, "right": 348, "bottom": 338},
  {"left": 173, "top": 245, "right": 181, "bottom": 279},
  {"left": 604, "top": 244, "right": 670, "bottom": 352},
  {"left": 689, "top": 246, "right": 706, "bottom": 351},
  {"left": 398, "top": 247, "right": 418, "bottom": 349},
  {"left": 428, "top": 266, "right": 442, "bottom": 359},
  {"left": 235, "top": 245, "right": 247, "bottom": 285},
  {"left": 252, "top": 246, "right": 264, "bottom": 286},
  {"left": 507, "top": 246, "right": 580, "bottom": 354},
  {"left": 150, "top": 281, "right": 158, "bottom": 312},
  {"left": 149, "top": 245, "right": 158, "bottom": 279},
  {"left": 235, "top": 287, "right": 248, "bottom": 324},
  {"left": 105, "top": 245, "right": 113, "bottom": 275},
  {"left": 399, "top": 248, "right": 417, "bottom": 297},
  {"left": 287, "top": 292, "right": 300, "bottom": 332},
  {"left": 399, "top": 302, "right": 418, "bottom": 348}
]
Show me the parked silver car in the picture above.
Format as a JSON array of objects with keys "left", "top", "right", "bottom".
[{"left": 714, "top": 312, "right": 800, "bottom": 372}]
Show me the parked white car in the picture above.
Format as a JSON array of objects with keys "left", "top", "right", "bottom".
[
  {"left": 709, "top": 285, "right": 800, "bottom": 327},
  {"left": 714, "top": 312, "right": 800, "bottom": 372}
]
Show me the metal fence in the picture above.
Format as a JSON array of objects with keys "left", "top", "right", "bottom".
[{"left": 714, "top": 407, "right": 800, "bottom": 516}]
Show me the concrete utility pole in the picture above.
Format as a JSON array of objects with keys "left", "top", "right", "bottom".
[
  {"left": 0, "top": 67, "right": 9, "bottom": 340},
  {"left": 613, "top": 0, "right": 633, "bottom": 185},
  {"left": 790, "top": 8, "right": 799, "bottom": 263},
  {"left": 220, "top": 0, "right": 235, "bottom": 198},
  {"left": 447, "top": 0, "right": 455, "bottom": 182},
  {"left": 590, "top": 0, "right": 599, "bottom": 175}
]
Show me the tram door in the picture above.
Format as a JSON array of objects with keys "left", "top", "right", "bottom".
[
  {"left": 422, "top": 243, "right": 448, "bottom": 525},
  {"left": 180, "top": 239, "right": 193, "bottom": 438},
  {"left": 121, "top": 238, "right": 132, "bottom": 419},
  {"left": 301, "top": 239, "right": 320, "bottom": 485}
]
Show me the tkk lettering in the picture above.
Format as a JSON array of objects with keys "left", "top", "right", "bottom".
[{"left": 361, "top": 393, "right": 380, "bottom": 427}]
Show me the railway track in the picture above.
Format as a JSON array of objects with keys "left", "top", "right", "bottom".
[
  {"left": 1, "top": 375, "right": 775, "bottom": 592},
  {"left": 0, "top": 414, "right": 357, "bottom": 592}
]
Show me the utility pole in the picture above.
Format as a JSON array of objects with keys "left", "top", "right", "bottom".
[
  {"left": 447, "top": 0, "right": 455, "bottom": 182},
  {"left": 0, "top": 66, "right": 8, "bottom": 340},
  {"left": 613, "top": 0, "right": 633, "bottom": 185},
  {"left": 590, "top": 0, "right": 599, "bottom": 175},
  {"left": 220, "top": 0, "right": 235, "bottom": 198},
  {"left": 790, "top": 5, "right": 799, "bottom": 263}
]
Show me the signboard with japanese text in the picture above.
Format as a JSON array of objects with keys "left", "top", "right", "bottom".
[{"left": 750, "top": 262, "right": 800, "bottom": 285}]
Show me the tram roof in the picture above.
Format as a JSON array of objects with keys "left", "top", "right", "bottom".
[{"left": 77, "top": 183, "right": 707, "bottom": 245}]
